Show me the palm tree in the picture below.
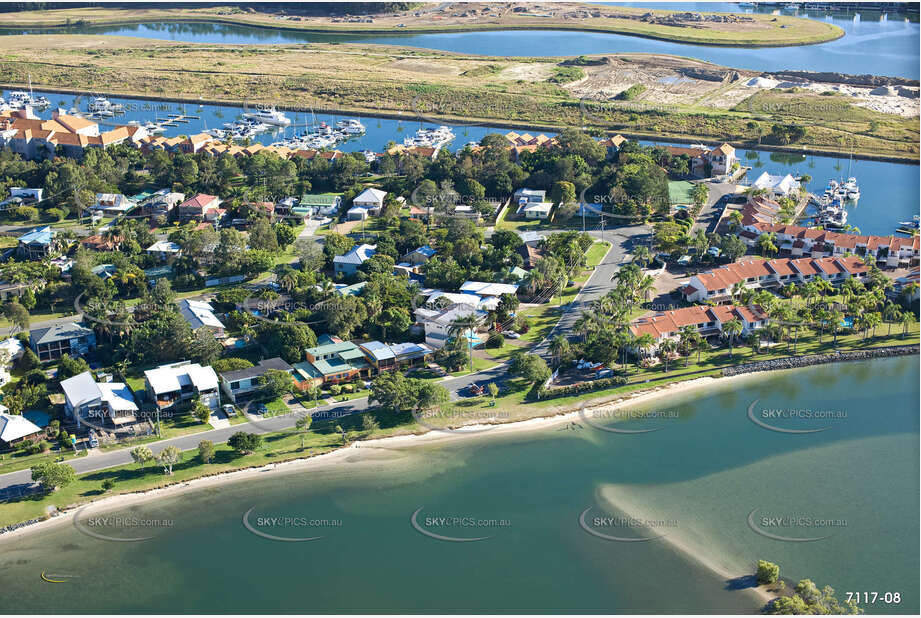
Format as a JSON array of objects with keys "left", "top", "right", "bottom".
[
  {"left": 617, "top": 331, "right": 635, "bottom": 371},
  {"left": 827, "top": 309, "right": 844, "bottom": 348},
  {"left": 731, "top": 281, "right": 746, "bottom": 303},
  {"left": 636, "top": 274, "right": 655, "bottom": 302},
  {"left": 678, "top": 326, "right": 699, "bottom": 368},
  {"left": 549, "top": 335, "right": 570, "bottom": 368},
  {"left": 279, "top": 271, "right": 297, "bottom": 293},
  {"left": 659, "top": 339, "right": 677, "bottom": 372},
  {"left": 721, "top": 319, "right": 743, "bottom": 360},
  {"left": 633, "top": 333, "right": 655, "bottom": 373},
  {"left": 883, "top": 302, "right": 901, "bottom": 336},
  {"left": 631, "top": 245, "right": 651, "bottom": 268},
  {"left": 449, "top": 314, "right": 481, "bottom": 374},
  {"left": 756, "top": 232, "right": 778, "bottom": 257},
  {"left": 900, "top": 311, "right": 916, "bottom": 338}
]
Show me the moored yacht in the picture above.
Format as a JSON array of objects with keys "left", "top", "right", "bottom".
[{"left": 242, "top": 106, "right": 291, "bottom": 126}]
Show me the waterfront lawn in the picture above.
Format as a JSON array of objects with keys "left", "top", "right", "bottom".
[
  {"left": 0, "top": 447, "right": 88, "bottom": 476},
  {"left": 0, "top": 428, "right": 345, "bottom": 528}
]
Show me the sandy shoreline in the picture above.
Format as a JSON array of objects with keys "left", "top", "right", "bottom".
[
  {"left": 596, "top": 485, "right": 778, "bottom": 608},
  {"left": 0, "top": 370, "right": 776, "bottom": 545}
]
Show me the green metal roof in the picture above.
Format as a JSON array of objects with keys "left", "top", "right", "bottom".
[{"left": 299, "top": 193, "right": 341, "bottom": 207}]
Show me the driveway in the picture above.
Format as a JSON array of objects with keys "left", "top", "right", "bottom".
[{"left": 693, "top": 181, "right": 741, "bottom": 234}]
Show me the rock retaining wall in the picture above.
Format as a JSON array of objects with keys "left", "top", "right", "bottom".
[{"left": 721, "top": 345, "right": 919, "bottom": 376}]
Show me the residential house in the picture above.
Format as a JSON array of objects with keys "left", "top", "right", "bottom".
[
  {"left": 17, "top": 226, "right": 59, "bottom": 259},
  {"left": 140, "top": 190, "right": 185, "bottom": 218},
  {"left": 302, "top": 340, "right": 372, "bottom": 384},
  {"left": 0, "top": 408, "right": 42, "bottom": 446},
  {"left": 29, "top": 322, "right": 96, "bottom": 363},
  {"left": 178, "top": 299, "right": 226, "bottom": 338},
  {"left": 297, "top": 193, "right": 341, "bottom": 217},
  {"left": 0, "top": 187, "right": 43, "bottom": 211},
  {"left": 708, "top": 143, "right": 736, "bottom": 176},
  {"left": 459, "top": 281, "right": 519, "bottom": 298},
  {"left": 92, "top": 193, "right": 134, "bottom": 216},
  {"left": 739, "top": 221, "right": 920, "bottom": 269},
  {"left": 358, "top": 341, "right": 433, "bottom": 373},
  {"left": 219, "top": 357, "right": 294, "bottom": 403},
  {"left": 629, "top": 304, "right": 769, "bottom": 350},
  {"left": 0, "top": 108, "right": 143, "bottom": 160},
  {"left": 681, "top": 256, "right": 870, "bottom": 303},
  {"left": 178, "top": 194, "right": 223, "bottom": 222},
  {"left": 599, "top": 134, "right": 627, "bottom": 159},
  {"left": 352, "top": 188, "right": 387, "bottom": 214},
  {"left": 513, "top": 188, "right": 547, "bottom": 204},
  {"left": 414, "top": 304, "right": 487, "bottom": 349},
  {"left": 333, "top": 243, "right": 376, "bottom": 276},
  {"left": 60, "top": 371, "right": 139, "bottom": 428},
  {"left": 146, "top": 240, "right": 182, "bottom": 260},
  {"left": 664, "top": 146, "right": 708, "bottom": 176},
  {"left": 516, "top": 201, "right": 553, "bottom": 219},
  {"left": 403, "top": 245, "right": 437, "bottom": 266},
  {"left": 144, "top": 361, "right": 221, "bottom": 411},
  {"left": 347, "top": 205, "right": 373, "bottom": 221}
]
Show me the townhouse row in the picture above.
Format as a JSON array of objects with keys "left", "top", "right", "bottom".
[
  {"left": 681, "top": 255, "right": 870, "bottom": 303},
  {"left": 629, "top": 304, "right": 770, "bottom": 349}
]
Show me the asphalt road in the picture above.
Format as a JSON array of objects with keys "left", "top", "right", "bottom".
[
  {"left": 693, "top": 181, "right": 740, "bottom": 234},
  {"left": 0, "top": 363, "right": 509, "bottom": 495},
  {"left": 532, "top": 224, "right": 651, "bottom": 357}
]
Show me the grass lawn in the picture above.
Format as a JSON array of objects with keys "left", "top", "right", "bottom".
[
  {"left": 0, "top": 447, "right": 88, "bottom": 476},
  {"left": 0, "top": 309, "right": 79, "bottom": 330},
  {"left": 448, "top": 355, "right": 499, "bottom": 376}
]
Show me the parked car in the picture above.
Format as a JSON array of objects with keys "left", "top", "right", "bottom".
[
  {"left": 466, "top": 384, "right": 485, "bottom": 396},
  {"left": 502, "top": 330, "right": 521, "bottom": 339},
  {"left": 88, "top": 431, "right": 99, "bottom": 448},
  {"left": 222, "top": 404, "right": 237, "bottom": 417}
]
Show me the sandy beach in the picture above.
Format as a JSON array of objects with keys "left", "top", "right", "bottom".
[
  {"left": 596, "top": 484, "right": 778, "bottom": 608},
  {"left": 0, "top": 370, "right": 776, "bottom": 546}
]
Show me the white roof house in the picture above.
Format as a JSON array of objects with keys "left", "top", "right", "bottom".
[
  {"left": 352, "top": 188, "right": 387, "bottom": 209},
  {"left": 145, "top": 363, "right": 219, "bottom": 396},
  {"left": 178, "top": 299, "right": 225, "bottom": 334},
  {"left": 93, "top": 193, "right": 134, "bottom": 214},
  {"left": 0, "top": 337, "right": 24, "bottom": 363},
  {"left": 0, "top": 408, "right": 42, "bottom": 444},
  {"left": 752, "top": 172, "right": 800, "bottom": 196},
  {"left": 146, "top": 240, "right": 182, "bottom": 255},
  {"left": 459, "top": 281, "right": 519, "bottom": 297},
  {"left": 60, "top": 371, "right": 138, "bottom": 426}
]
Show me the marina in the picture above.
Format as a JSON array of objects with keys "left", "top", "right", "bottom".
[{"left": 4, "top": 86, "right": 917, "bottom": 236}]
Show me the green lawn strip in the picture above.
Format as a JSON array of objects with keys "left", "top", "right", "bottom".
[
  {"left": 0, "top": 447, "right": 88, "bottom": 476},
  {"left": 448, "top": 355, "right": 499, "bottom": 376}
]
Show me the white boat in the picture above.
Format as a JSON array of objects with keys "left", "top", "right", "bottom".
[
  {"left": 87, "top": 96, "right": 123, "bottom": 115},
  {"left": 403, "top": 125, "right": 456, "bottom": 148},
  {"left": 336, "top": 119, "right": 366, "bottom": 134},
  {"left": 242, "top": 106, "right": 291, "bottom": 126},
  {"left": 821, "top": 209, "right": 847, "bottom": 228}
]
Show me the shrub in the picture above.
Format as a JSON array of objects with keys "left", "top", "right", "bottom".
[
  {"left": 617, "top": 84, "right": 647, "bottom": 101},
  {"left": 486, "top": 332, "right": 505, "bottom": 348},
  {"left": 534, "top": 375, "right": 628, "bottom": 400},
  {"left": 757, "top": 560, "right": 780, "bottom": 585}
]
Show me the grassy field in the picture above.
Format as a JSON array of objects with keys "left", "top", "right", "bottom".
[
  {"left": 0, "top": 4, "right": 844, "bottom": 47},
  {"left": 0, "top": 36, "right": 913, "bottom": 160}
]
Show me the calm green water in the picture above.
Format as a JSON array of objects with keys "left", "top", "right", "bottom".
[{"left": 1, "top": 356, "right": 917, "bottom": 614}]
